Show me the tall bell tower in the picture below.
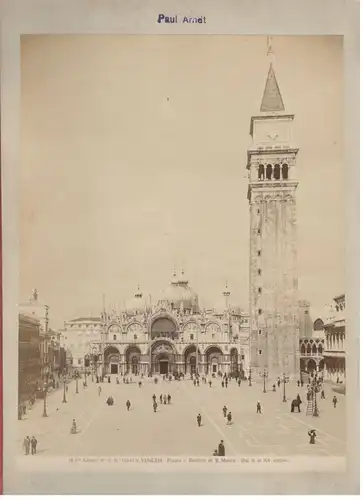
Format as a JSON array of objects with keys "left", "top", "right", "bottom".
[{"left": 247, "top": 44, "right": 300, "bottom": 378}]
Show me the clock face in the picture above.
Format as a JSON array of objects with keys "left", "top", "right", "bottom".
[{"left": 127, "top": 323, "right": 143, "bottom": 334}]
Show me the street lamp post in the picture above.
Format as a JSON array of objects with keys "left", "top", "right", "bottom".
[
  {"left": 75, "top": 370, "right": 79, "bottom": 394},
  {"left": 62, "top": 374, "right": 67, "bottom": 403},
  {"left": 260, "top": 369, "right": 268, "bottom": 393},
  {"left": 311, "top": 376, "right": 320, "bottom": 417},
  {"left": 282, "top": 373, "right": 288, "bottom": 402},
  {"left": 248, "top": 366, "right": 252, "bottom": 386},
  {"left": 84, "top": 368, "right": 88, "bottom": 388},
  {"left": 42, "top": 373, "right": 48, "bottom": 417}
]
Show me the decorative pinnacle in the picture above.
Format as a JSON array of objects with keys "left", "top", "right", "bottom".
[{"left": 223, "top": 281, "right": 231, "bottom": 297}]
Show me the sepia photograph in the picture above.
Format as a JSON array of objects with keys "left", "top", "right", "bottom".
[{"left": 16, "top": 33, "right": 348, "bottom": 463}]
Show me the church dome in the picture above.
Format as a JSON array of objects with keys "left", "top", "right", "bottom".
[
  {"left": 159, "top": 270, "right": 199, "bottom": 312},
  {"left": 125, "top": 286, "right": 147, "bottom": 315}
]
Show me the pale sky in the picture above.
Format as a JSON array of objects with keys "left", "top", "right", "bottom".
[{"left": 20, "top": 35, "right": 344, "bottom": 329}]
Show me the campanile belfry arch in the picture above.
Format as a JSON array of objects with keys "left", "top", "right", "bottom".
[{"left": 247, "top": 44, "right": 300, "bottom": 378}]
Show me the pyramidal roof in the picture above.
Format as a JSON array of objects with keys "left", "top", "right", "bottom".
[{"left": 260, "top": 63, "right": 285, "bottom": 113}]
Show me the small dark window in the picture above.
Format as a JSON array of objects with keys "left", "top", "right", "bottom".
[
  {"left": 258, "top": 309, "right": 262, "bottom": 315},
  {"left": 258, "top": 287, "right": 262, "bottom": 293},
  {"left": 258, "top": 269, "right": 261, "bottom": 275},
  {"left": 257, "top": 228, "right": 261, "bottom": 234},
  {"left": 258, "top": 164, "right": 265, "bottom": 180},
  {"left": 266, "top": 164, "right": 273, "bottom": 180},
  {"left": 134, "top": 334, "right": 138, "bottom": 340},
  {"left": 113, "top": 334, "right": 116, "bottom": 340},
  {"left": 258, "top": 329, "right": 262, "bottom": 335},
  {"left": 258, "top": 349, "right": 262, "bottom": 355},
  {"left": 282, "top": 163, "right": 289, "bottom": 180},
  {"left": 257, "top": 209, "right": 260, "bottom": 215},
  {"left": 257, "top": 250, "right": 261, "bottom": 256},
  {"left": 273, "top": 164, "right": 281, "bottom": 180},
  {"left": 190, "top": 334, "right": 194, "bottom": 340}
]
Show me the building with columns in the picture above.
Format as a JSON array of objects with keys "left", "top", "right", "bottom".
[
  {"left": 247, "top": 59, "right": 300, "bottom": 378},
  {"left": 322, "top": 294, "right": 346, "bottom": 383},
  {"left": 61, "top": 271, "right": 250, "bottom": 376}
]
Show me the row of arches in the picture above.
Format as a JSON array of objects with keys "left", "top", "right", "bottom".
[
  {"left": 258, "top": 163, "right": 289, "bottom": 181},
  {"left": 300, "top": 343, "right": 323, "bottom": 355},
  {"left": 101, "top": 344, "right": 240, "bottom": 376}
]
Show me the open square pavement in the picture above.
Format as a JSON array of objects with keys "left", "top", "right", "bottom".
[{"left": 17, "top": 375, "right": 346, "bottom": 457}]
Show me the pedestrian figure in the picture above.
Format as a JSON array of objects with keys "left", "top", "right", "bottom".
[
  {"left": 222, "top": 381, "right": 225, "bottom": 388},
  {"left": 222, "top": 405, "right": 228, "bottom": 418},
  {"left": 167, "top": 394, "right": 171, "bottom": 404},
  {"left": 153, "top": 401, "right": 158, "bottom": 413},
  {"left": 333, "top": 395, "right": 338, "bottom": 408},
  {"left": 321, "top": 389, "right": 325, "bottom": 399},
  {"left": 160, "top": 394, "right": 163, "bottom": 404},
  {"left": 152, "top": 394, "right": 156, "bottom": 403},
  {"left": 163, "top": 395, "right": 167, "bottom": 404},
  {"left": 197, "top": 413, "right": 202, "bottom": 427},
  {"left": 108, "top": 376, "right": 111, "bottom": 383},
  {"left": 209, "top": 380, "right": 212, "bottom": 388},
  {"left": 238, "top": 379, "right": 241, "bottom": 387},
  {"left": 301, "top": 380, "right": 304, "bottom": 387},
  {"left": 193, "top": 379, "right": 196, "bottom": 387},
  {"left": 71, "top": 419, "right": 77, "bottom": 434},
  {"left": 218, "top": 440, "right": 225, "bottom": 456},
  {"left": 272, "top": 384, "right": 276, "bottom": 392},
  {"left": 138, "top": 381, "right": 142, "bottom": 388},
  {"left": 277, "top": 379, "right": 281, "bottom": 388},
  {"left": 98, "top": 386, "right": 102, "bottom": 396},
  {"left": 197, "top": 379, "right": 200, "bottom": 387},
  {"left": 257, "top": 401, "right": 262, "bottom": 414},
  {"left": 23, "top": 436, "right": 30, "bottom": 456},
  {"left": 227, "top": 412, "right": 232, "bottom": 425},
  {"left": 225, "top": 381, "right": 228, "bottom": 388},
  {"left": 126, "top": 399, "right": 131, "bottom": 411},
  {"left": 31, "top": 436, "right": 37, "bottom": 455},
  {"left": 308, "top": 429, "right": 316, "bottom": 444},
  {"left": 297, "top": 380, "right": 300, "bottom": 387},
  {"left": 213, "top": 449, "right": 219, "bottom": 456}
]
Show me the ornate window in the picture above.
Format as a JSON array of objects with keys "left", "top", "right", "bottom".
[
  {"left": 205, "top": 323, "right": 221, "bottom": 334},
  {"left": 127, "top": 323, "right": 143, "bottom": 335}
]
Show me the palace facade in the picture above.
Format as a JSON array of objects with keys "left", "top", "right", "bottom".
[{"left": 61, "top": 272, "right": 250, "bottom": 376}]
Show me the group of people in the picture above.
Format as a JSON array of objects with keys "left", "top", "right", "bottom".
[
  {"left": 222, "top": 405, "right": 233, "bottom": 424},
  {"left": 22, "top": 435, "right": 37, "bottom": 455},
  {"left": 151, "top": 393, "right": 172, "bottom": 412}
]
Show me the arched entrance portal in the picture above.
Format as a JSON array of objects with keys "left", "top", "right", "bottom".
[
  {"left": 104, "top": 346, "right": 120, "bottom": 375},
  {"left": 125, "top": 346, "right": 141, "bottom": 375},
  {"left": 205, "top": 346, "right": 223, "bottom": 375},
  {"left": 183, "top": 344, "right": 202, "bottom": 375},
  {"left": 151, "top": 340, "right": 176, "bottom": 375}
]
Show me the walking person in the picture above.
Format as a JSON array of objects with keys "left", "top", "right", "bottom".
[
  {"left": 218, "top": 440, "right": 225, "bottom": 456},
  {"left": 163, "top": 395, "right": 167, "bottom": 405},
  {"left": 256, "top": 401, "right": 262, "bottom": 414},
  {"left": 333, "top": 395, "right": 338, "bottom": 408},
  {"left": 23, "top": 436, "right": 30, "bottom": 456},
  {"left": 197, "top": 413, "right": 202, "bottom": 427},
  {"left": 321, "top": 389, "right": 325, "bottom": 399},
  {"left": 153, "top": 401, "right": 158, "bottom": 413},
  {"left": 213, "top": 449, "right": 219, "bottom": 456},
  {"left": 152, "top": 394, "right": 156, "bottom": 404},
  {"left": 221, "top": 381, "right": 225, "bottom": 388},
  {"left": 238, "top": 379, "right": 241, "bottom": 388},
  {"left": 227, "top": 412, "right": 232, "bottom": 425},
  {"left": 272, "top": 384, "right": 276, "bottom": 392},
  {"left": 126, "top": 400, "right": 131, "bottom": 411},
  {"left": 167, "top": 394, "right": 171, "bottom": 404},
  {"left": 222, "top": 405, "right": 228, "bottom": 418},
  {"left": 209, "top": 380, "right": 212, "bottom": 388},
  {"left": 160, "top": 394, "right": 163, "bottom": 404},
  {"left": 308, "top": 429, "right": 317, "bottom": 444},
  {"left": 98, "top": 386, "right": 102, "bottom": 396},
  {"left": 30, "top": 436, "right": 38, "bottom": 455}
]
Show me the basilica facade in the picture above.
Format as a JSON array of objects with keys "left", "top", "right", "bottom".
[{"left": 82, "top": 272, "right": 250, "bottom": 377}]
